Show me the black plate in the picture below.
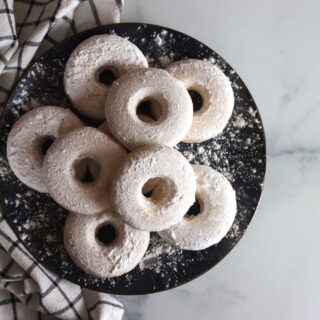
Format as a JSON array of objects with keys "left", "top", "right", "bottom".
[{"left": 0, "top": 23, "right": 266, "bottom": 294}]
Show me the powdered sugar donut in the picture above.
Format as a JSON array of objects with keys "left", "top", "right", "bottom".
[
  {"left": 99, "top": 111, "right": 155, "bottom": 135},
  {"left": 64, "top": 211, "right": 149, "bottom": 278},
  {"left": 64, "top": 34, "right": 148, "bottom": 120},
  {"left": 43, "top": 127, "right": 127, "bottom": 214},
  {"left": 159, "top": 165, "right": 237, "bottom": 250},
  {"left": 166, "top": 59, "right": 234, "bottom": 142},
  {"left": 98, "top": 114, "right": 153, "bottom": 137},
  {"left": 105, "top": 68, "right": 193, "bottom": 150},
  {"left": 7, "top": 106, "right": 83, "bottom": 193},
  {"left": 110, "top": 145, "right": 196, "bottom": 231}
]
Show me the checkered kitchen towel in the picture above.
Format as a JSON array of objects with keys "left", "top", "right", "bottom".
[{"left": 0, "top": 0, "right": 126, "bottom": 319}]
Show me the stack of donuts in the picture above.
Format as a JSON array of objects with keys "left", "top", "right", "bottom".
[{"left": 7, "top": 34, "right": 237, "bottom": 279}]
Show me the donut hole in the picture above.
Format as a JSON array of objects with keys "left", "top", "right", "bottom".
[
  {"left": 185, "top": 197, "right": 202, "bottom": 219},
  {"left": 73, "top": 158, "right": 100, "bottom": 183},
  {"left": 142, "top": 177, "right": 175, "bottom": 205},
  {"left": 97, "top": 67, "right": 117, "bottom": 86},
  {"left": 136, "top": 98, "right": 162, "bottom": 122},
  {"left": 40, "top": 136, "right": 55, "bottom": 156},
  {"left": 96, "top": 224, "right": 117, "bottom": 246},
  {"left": 188, "top": 90, "right": 203, "bottom": 112}
]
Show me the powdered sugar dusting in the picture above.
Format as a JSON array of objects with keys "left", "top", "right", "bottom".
[
  {"left": 233, "top": 115, "right": 247, "bottom": 128},
  {"left": 139, "top": 234, "right": 181, "bottom": 272}
]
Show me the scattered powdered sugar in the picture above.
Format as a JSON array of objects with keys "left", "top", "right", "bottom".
[
  {"left": 153, "top": 29, "right": 168, "bottom": 47},
  {"left": 225, "top": 220, "right": 241, "bottom": 241},
  {"left": 139, "top": 234, "right": 181, "bottom": 273},
  {"left": 205, "top": 56, "right": 216, "bottom": 65},
  {"left": 197, "top": 145, "right": 205, "bottom": 154},
  {"left": 23, "top": 219, "right": 41, "bottom": 230},
  {"left": 154, "top": 34, "right": 164, "bottom": 46},
  {"left": 248, "top": 107, "right": 257, "bottom": 117},
  {"left": 233, "top": 115, "right": 247, "bottom": 128},
  {"left": 0, "top": 157, "right": 10, "bottom": 178},
  {"left": 161, "top": 30, "right": 168, "bottom": 36}
]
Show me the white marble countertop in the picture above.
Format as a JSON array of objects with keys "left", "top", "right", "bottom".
[{"left": 117, "top": 0, "right": 320, "bottom": 319}]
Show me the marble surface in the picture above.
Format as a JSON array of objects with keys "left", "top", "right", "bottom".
[{"left": 117, "top": 0, "right": 320, "bottom": 319}]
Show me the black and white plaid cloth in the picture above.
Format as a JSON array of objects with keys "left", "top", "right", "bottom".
[{"left": 0, "top": 0, "right": 126, "bottom": 319}]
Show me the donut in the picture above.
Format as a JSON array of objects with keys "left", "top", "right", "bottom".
[
  {"left": 110, "top": 145, "right": 196, "bottom": 231},
  {"left": 98, "top": 113, "right": 153, "bottom": 137},
  {"left": 166, "top": 59, "right": 234, "bottom": 142},
  {"left": 43, "top": 127, "right": 127, "bottom": 214},
  {"left": 105, "top": 68, "right": 193, "bottom": 150},
  {"left": 64, "top": 210, "right": 150, "bottom": 278},
  {"left": 64, "top": 34, "right": 148, "bottom": 120},
  {"left": 158, "top": 165, "right": 237, "bottom": 250},
  {"left": 7, "top": 106, "right": 83, "bottom": 193}
]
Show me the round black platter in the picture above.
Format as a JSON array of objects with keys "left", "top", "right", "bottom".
[{"left": 0, "top": 23, "right": 266, "bottom": 294}]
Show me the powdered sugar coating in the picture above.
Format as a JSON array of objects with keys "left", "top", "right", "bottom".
[
  {"left": 43, "top": 127, "right": 127, "bottom": 214},
  {"left": 158, "top": 165, "right": 237, "bottom": 250},
  {"left": 105, "top": 68, "right": 193, "bottom": 150},
  {"left": 111, "top": 145, "right": 196, "bottom": 231},
  {"left": 98, "top": 114, "right": 153, "bottom": 137},
  {"left": 6, "top": 106, "right": 83, "bottom": 193},
  {"left": 166, "top": 59, "right": 234, "bottom": 142},
  {"left": 64, "top": 211, "right": 150, "bottom": 278},
  {"left": 64, "top": 34, "right": 148, "bottom": 120}
]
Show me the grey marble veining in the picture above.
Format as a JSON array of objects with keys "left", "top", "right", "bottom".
[{"left": 119, "top": 0, "right": 320, "bottom": 319}]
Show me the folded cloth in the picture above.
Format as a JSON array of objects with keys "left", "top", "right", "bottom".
[{"left": 0, "top": 0, "right": 125, "bottom": 319}]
